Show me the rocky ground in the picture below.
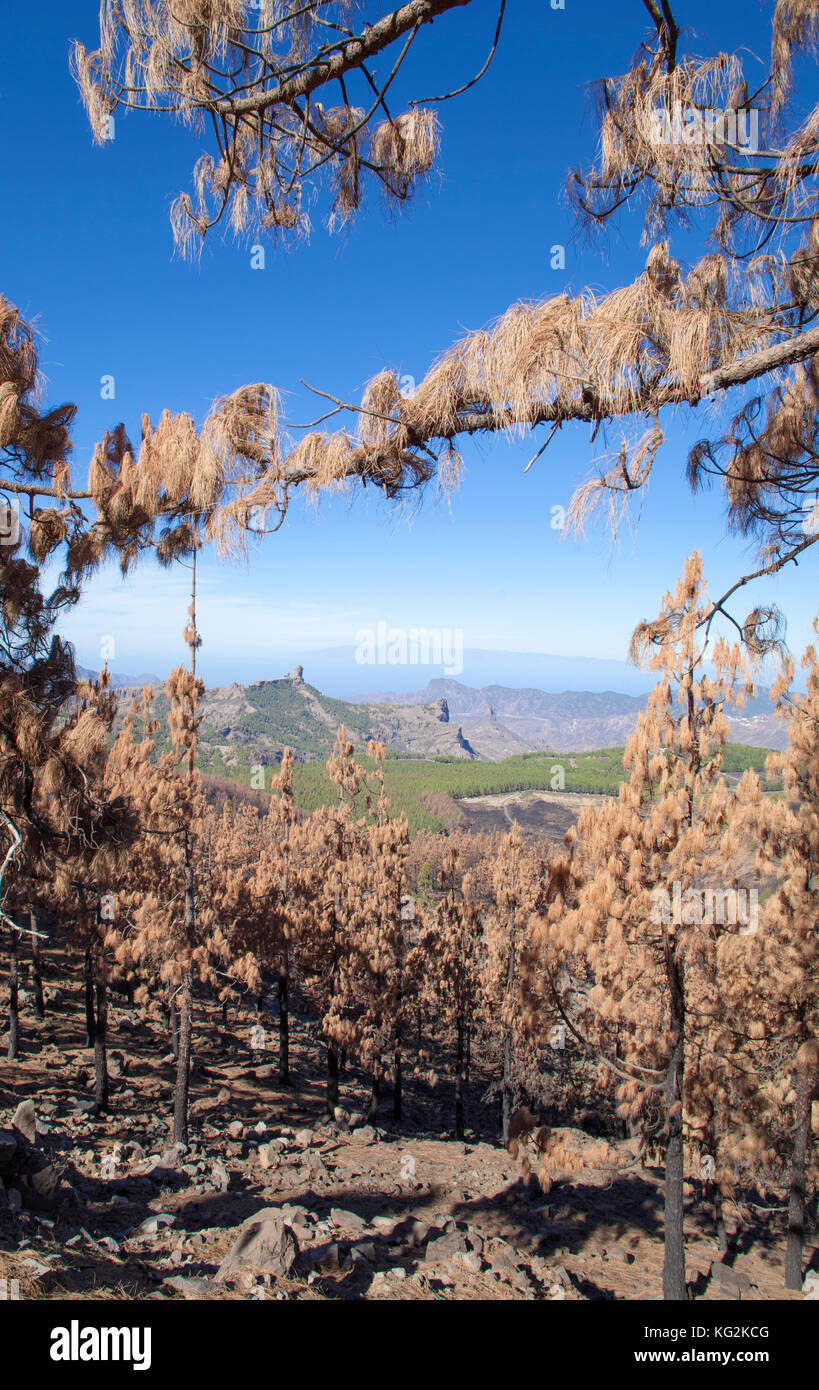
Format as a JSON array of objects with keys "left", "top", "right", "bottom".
[{"left": 1, "top": 951, "right": 816, "bottom": 1303}]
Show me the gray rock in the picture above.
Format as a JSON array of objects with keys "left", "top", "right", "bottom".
[
  {"left": 12, "top": 1101, "right": 36, "bottom": 1143},
  {"left": 137, "top": 1213, "right": 176, "bottom": 1235},
  {"left": 424, "top": 1231, "right": 467, "bottom": 1263},
  {"left": 710, "top": 1261, "right": 754, "bottom": 1297},
  {"left": 351, "top": 1125, "right": 376, "bottom": 1146},
  {"left": 216, "top": 1209, "right": 299, "bottom": 1282},
  {"left": 209, "top": 1160, "right": 231, "bottom": 1192},
  {"left": 166, "top": 1275, "right": 213, "bottom": 1298},
  {"left": 329, "top": 1206, "right": 367, "bottom": 1232}
]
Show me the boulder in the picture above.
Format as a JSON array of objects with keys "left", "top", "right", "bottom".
[
  {"left": 216, "top": 1209, "right": 299, "bottom": 1282},
  {"left": 11, "top": 1100, "right": 36, "bottom": 1143}
]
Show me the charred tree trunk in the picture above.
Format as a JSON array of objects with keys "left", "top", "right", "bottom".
[
  {"left": 84, "top": 948, "right": 96, "bottom": 1047},
  {"left": 173, "top": 976, "right": 192, "bottom": 1146},
  {"left": 392, "top": 1034, "right": 402, "bottom": 1124},
  {"left": 94, "top": 963, "right": 109, "bottom": 1111},
  {"left": 278, "top": 944, "right": 290, "bottom": 1085},
  {"left": 326, "top": 1040, "right": 339, "bottom": 1117},
  {"left": 7, "top": 927, "right": 19, "bottom": 1060},
  {"left": 501, "top": 941, "right": 516, "bottom": 1145},
  {"left": 170, "top": 997, "right": 179, "bottom": 1059},
  {"left": 367, "top": 1064, "right": 380, "bottom": 1125},
  {"left": 30, "top": 912, "right": 44, "bottom": 1020},
  {"left": 663, "top": 944, "right": 687, "bottom": 1302},
  {"left": 455, "top": 1016, "right": 467, "bottom": 1140},
  {"left": 785, "top": 1049, "right": 818, "bottom": 1290}
]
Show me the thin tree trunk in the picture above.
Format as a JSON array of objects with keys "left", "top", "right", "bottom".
[
  {"left": 7, "top": 927, "right": 19, "bottom": 1060},
  {"left": 715, "top": 1186, "right": 728, "bottom": 1253},
  {"left": 84, "top": 948, "right": 96, "bottom": 1047},
  {"left": 170, "top": 997, "right": 179, "bottom": 1059},
  {"left": 94, "top": 964, "right": 108, "bottom": 1111},
  {"left": 30, "top": 911, "right": 44, "bottom": 1020},
  {"left": 173, "top": 976, "right": 192, "bottom": 1146},
  {"left": 326, "top": 1040, "right": 339, "bottom": 1117},
  {"left": 392, "top": 1035, "right": 402, "bottom": 1124},
  {"left": 278, "top": 945, "right": 290, "bottom": 1085},
  {"left": 500, "top": 932, "right": 518, "bottom": 1144},
  {"left": 367, "top": 1064, "right": 380, "bottom": 1125},
  {"left": 785, "top": 1067, "right": 813, "bottom": 1290},
  {"left": 455, "top": 1016, "right": 466, "bottom": 1140},
  {"left": 663, "top": 946, "right": 687, "bottom": 1302}
]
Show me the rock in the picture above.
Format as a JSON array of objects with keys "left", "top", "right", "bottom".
[
  {"left": 329, "top": 1207, "right": 367, "bottom": 1233},
  {"left": 227, "top": 1121, "right": 244, "bottom": 1141},
  {"left": 108, "top": 1051, "right": 127, "bottom": 1079},
  {"left": 293, "top": 1128, "right": 314, "bottom": 1149},
  {"left": 258, "top": 1144, "right": 280, "bottom": 1171},
  {"left": 710, "top": 1261, "right": 754, "bottom": 1297},
  {"left": 606, "top": 1247, "right": 634, "bottom": 1265},
  {"left": 454, "top": 1250, "right": 482, "bottom": 1274},
  {"left": 424, "top": 1231, "right": 467, "bottom": 1263},
  {"left": 803, "top": 1272, "right": 819, "bottom": 1300},
  {"left": 208, "top": 1161, "right": 230, "bottom": 1192},
  {"left": 137, "top": 1213, "right": 176, "bottom": 1235},
  {"left": 351, "top": 1125, "right": 376, "bottom": 1146},
  {"left": 486, "top": 1240, "right": 518, "bottom": 1272},
  {"left": 12, "top": 1101, "right": 36, "bottom": 1143},
  {"left": 216, "top": 1209, "right": 299, "bottom": 1282},
  {"left": 166, "top": 1276, "right": 213, "bottom": 1298}
]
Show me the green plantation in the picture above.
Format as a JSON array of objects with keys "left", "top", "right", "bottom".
[{"left": 201, "top": 742, "right": 779, "bottom": 836}]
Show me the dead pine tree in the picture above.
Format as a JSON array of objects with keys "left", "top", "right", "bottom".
[
  {"left": 435, "top": 840, "right": 483, "bottom": 1138},
  {"left": 555, "top": 554, "right": 754, "bottom": 1301},
  {"left": 719, "top": 629, "right": 819, "bottom": 1289},
  {"left": 485, "top": 825, "right": 544, "bottom": 1145}
]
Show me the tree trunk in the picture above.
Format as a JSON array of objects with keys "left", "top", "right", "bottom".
[
  {"left": 278, "top": 946, "right": 290, "bottom": 1085},
  {"left": 392, "top": 1035, "right": 402, "bottom": 1124},
  {"left": 455, "top": 1016, "right": 466, "bottom": 1140},
  {"left": 785, "top": 1066, "right": 813, "bottom": 1290},
  {"left": 367, "top": 1064, "right": 380, "bottom": 1125},
  {"left": 326, "top": 1040, "right": 339, "bottom": 1117},
  {"left": 94, "top": 965, "right": 109, "bottom": 1111},
  {"left": 715, "top": 1186, "right": 728, "bottom": 1254},
  {"left": 501, "top": 940, "right": 516, "bottom": 1145},
  {"left": 7, "top": 927, "right": 19, "bottom": 1060},
  {"left": 169, "top": 997, "right": 180, "bottom": 1059},
  {"left": 84, "top": 948, "right": 96, "bottom": 1047},
  {"left": 173, "top": 977, "right": 192, "bottom": 1146},
  {"left": 663, "top": 949, "right": 687, "bottom": 1302},
  {"left": 30, "top": 912, "right": 44, "bottom": 1020}
]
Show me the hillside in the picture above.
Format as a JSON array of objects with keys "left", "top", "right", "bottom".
[
  {"left": 353, "top": 678, "right": 789, "bottom": 752},
  {"left": 106, "top": 667, "right": 789, "bottom": 774}
]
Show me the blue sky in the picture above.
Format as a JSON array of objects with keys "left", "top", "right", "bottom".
[{"left": 2, "top": 0, "right": 815, "bottom": 691}]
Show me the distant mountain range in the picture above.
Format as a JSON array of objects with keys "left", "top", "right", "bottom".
[
  {"left": 97, "top": 665, "right": 785, "bottom": 766},
  {"left": 77, "top": 666, "right": 160, "bottom": 689},
  {"left": 349, "top": 678, "right": 788, "bottom": 754}
]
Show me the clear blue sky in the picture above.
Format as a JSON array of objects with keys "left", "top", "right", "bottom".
[{"left": 2, "top": 0, "right": 814, "bottom": 690}]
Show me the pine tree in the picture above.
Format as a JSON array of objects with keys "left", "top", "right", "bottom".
[{"left": 554, "top": 553, "right": 752, "bottom": 1300}]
